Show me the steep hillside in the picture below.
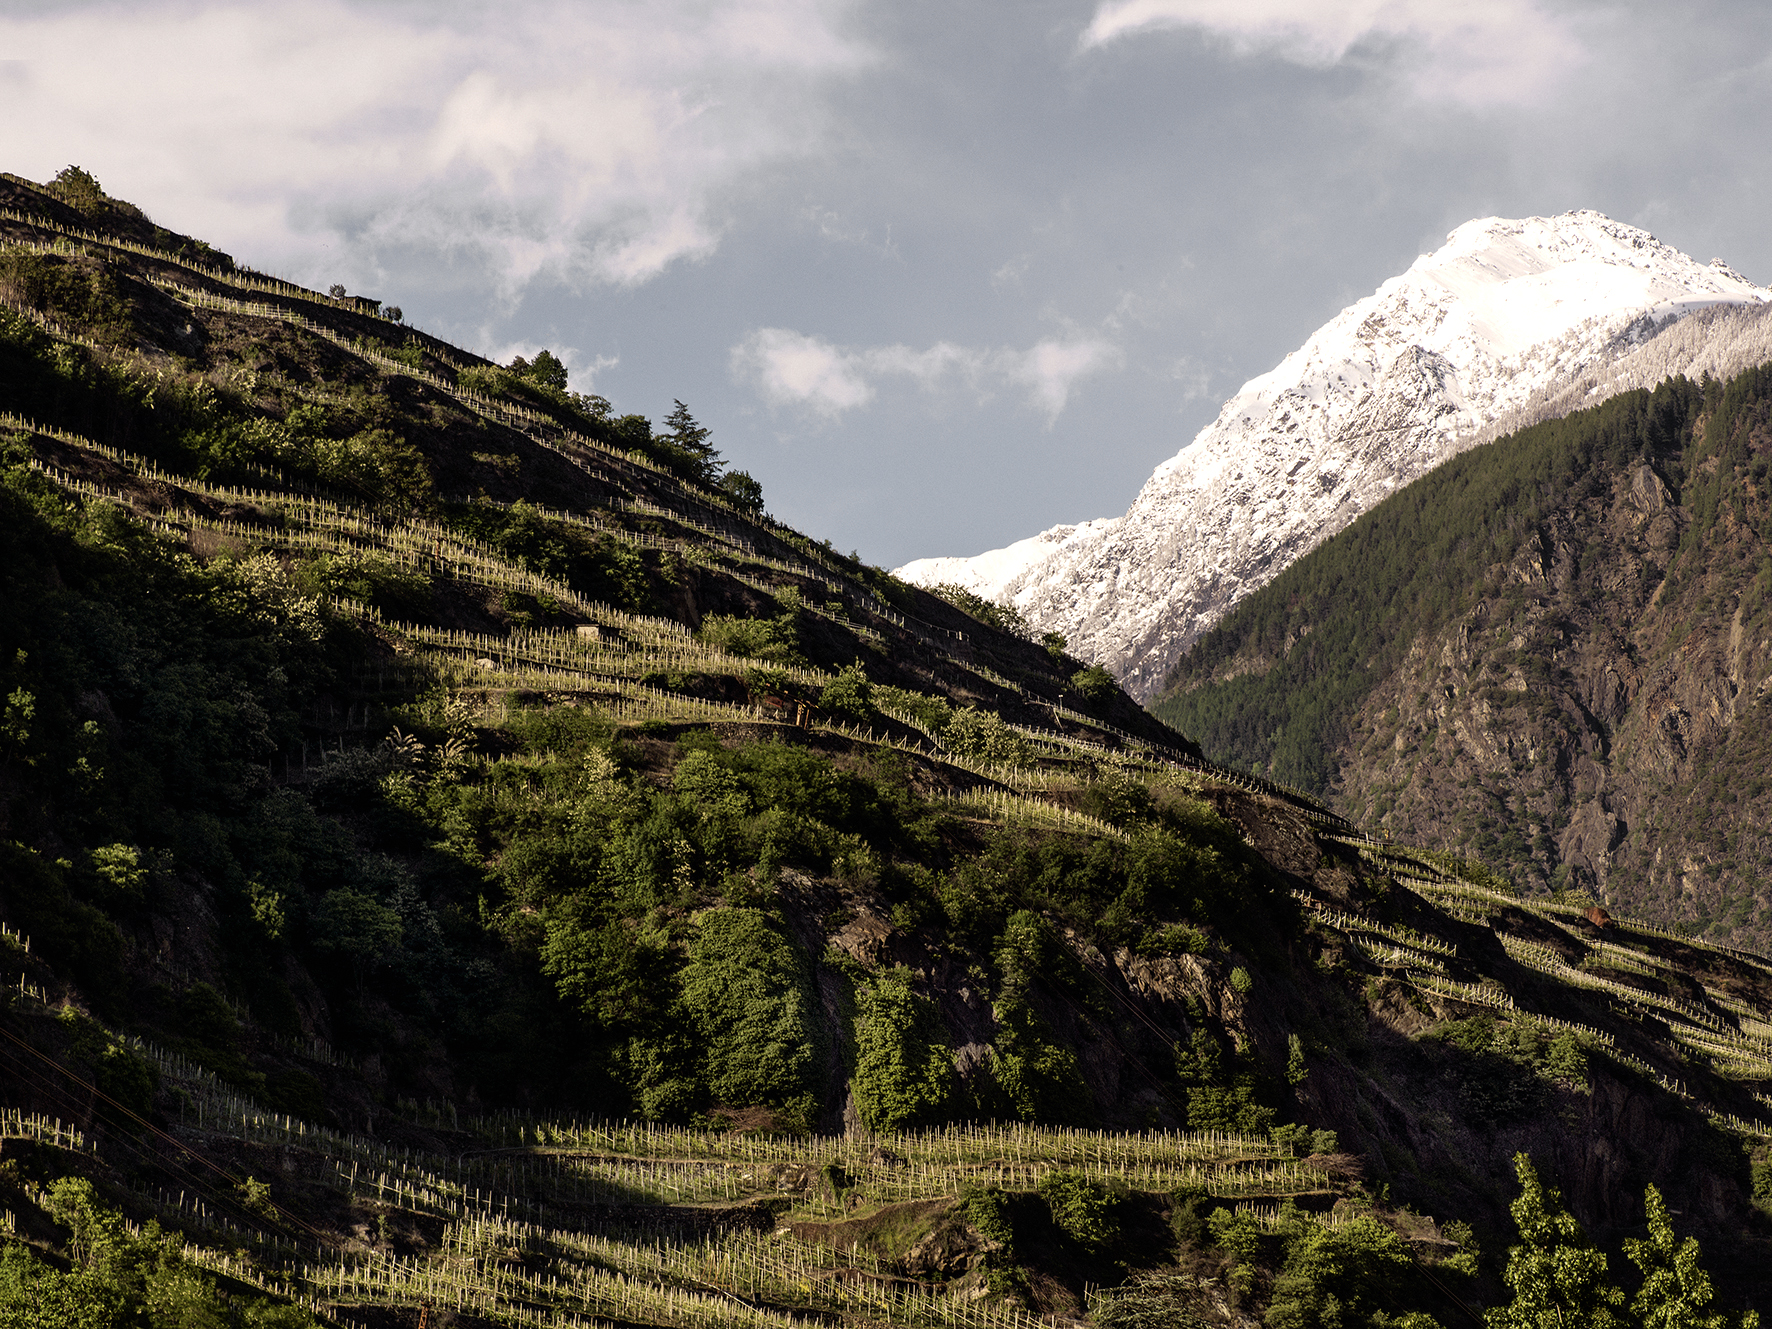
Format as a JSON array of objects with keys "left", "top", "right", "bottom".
[
  {"left": 898, "top": 212, "right": 1772, "bottom": 701},
  {"left": 1155, "top": 362, "right": 1772, "bottom": 954},
  {"left": 3, "top": 169, "right": 1770, "bottom": 1325}
]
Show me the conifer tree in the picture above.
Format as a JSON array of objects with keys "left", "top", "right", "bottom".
[
  {"left": 1485, "top": 1153, "right": 1626, "bottom": 1329},
  {"left": 1625, "top": 1184, "right": 1759, "bottom": 1329},
  {"left": 661, "top": 399, "right": 721, "bottom": 484}
]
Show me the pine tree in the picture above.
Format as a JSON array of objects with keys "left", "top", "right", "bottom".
[
  {"left": 661, "top": 399, "right": 721, "bottom": 484},
  {"left": 1625, "top": 1184, "right": 1759, "bottom": 1329},
  {"left": 1485, "top": 1153, "right": 1626, "bottom": 1329}
]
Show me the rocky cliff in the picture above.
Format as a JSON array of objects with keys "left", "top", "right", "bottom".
[
  {"left": 1335, "top": 437, "right": 1772, "bottom": 946},
  {"left": 1157, "top": 361, "right": 1772, "bottom": 951},
  {"left": 897, "top": 213, "right": 1770, "bottom": 700}
]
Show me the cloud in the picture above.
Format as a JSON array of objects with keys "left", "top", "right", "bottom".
[
  {"left": 731, "top": 328, "right": 876, "bottom": 416},
  {"left": 1009, "top": 338, "right": 1122, "bottom": 417},
  {"left": 0, "top": 0, "right": 867, "bottom": 291},
  {"left": 991, "top": 254, "right": 1032, "bottom": 288},
  {"left": 731, "top": 328, "right": 1120, "bottom": 422},
  {"left": 1079, "top": 0, "right": 1587, "bottom": 107}
]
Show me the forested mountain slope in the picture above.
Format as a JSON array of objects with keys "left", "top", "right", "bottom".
[
  {"left": 1, "top": 168, "right": 1769, "bottom": 1326},
  {"left": 1155, "top": 364, "right": 1772, "bottom": 955}
]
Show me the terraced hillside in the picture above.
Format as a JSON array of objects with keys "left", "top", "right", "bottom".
[{"left": 1, "top": 168, "right": 1768, "bottom": 1324}]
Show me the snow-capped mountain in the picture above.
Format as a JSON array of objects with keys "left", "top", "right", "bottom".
[{"left": 895, "top": 211, "right": 1771, "bottom": 702}]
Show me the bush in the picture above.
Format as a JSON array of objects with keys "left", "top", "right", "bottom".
[
  {"left": 702, "top": 612, "right": 803, "bottom": 666},
  {"left": 0, "top": 249, "right": 133, "bottom": 343},
  {"left": 309, "top": 889, "right": 403, "bottom": 991},
  {"left": 1079, "top": 771, "right": 1154, "bottom": 826},
  {"left": 1038, "top": 1171, "right": 1123, "bottom": 1256},
  {"left": 443, "top": 501, "right": 650, "bottom": 611},
  {"left": 46, "top": 165, "right": 108, "bottom": 214},
  {"left": 930, "top": 583, "right": 1029, "bottom": 638},
  {"left": 819, "top": 664, "right": 873, "bottom": 723},
  {"left": 1207, "top": 1206, "right": 1265, "bottom": 1294},
  {"left": 942, "top": 707, "right": 1031, "bottom": 767},
  {"left": 1266, "top": 1211, "right": 1420, "bottom": 1329},
  {"left": 853, "top": 968, "right": 959, "bottom": 1131},
  {"left": 961, "top": 1186, "right": 1018, "bottom": 1250},
  {"left": 873, "top": 685, "right": 953, "bottom": 737},
  {"left": 719, "top": 470, "right": 765, "bottom": 515},
  {"left": 5, "top": 1178, "right": 321, "bottom": 1327},
  {"left": 309, "top": 427, "right": 433, "bottom": 514},
  {"left": 1069, "top": 664, "right": 1117, "bottom": 708},
  {"left": 680, "top": 908, "right": 821, "bottom": 1120}
]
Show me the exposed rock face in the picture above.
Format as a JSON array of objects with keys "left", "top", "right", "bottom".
[
  {"left": 896, "top": 213, "right": 1768, "bottom": 700},
  {"left": 1331, "top": 452, "right": 1772, "bottom": 947}
]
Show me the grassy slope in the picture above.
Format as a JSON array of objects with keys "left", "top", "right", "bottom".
[{"left": 1, "top": 170, "right": 1769, "bottom": 1324}]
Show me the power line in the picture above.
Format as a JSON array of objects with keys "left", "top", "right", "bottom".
[{"left": 0, "top": 1019, "right": 331, "bottom": 1245}]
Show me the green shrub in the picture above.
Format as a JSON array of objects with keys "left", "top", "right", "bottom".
[
  {"left": 942, "top": 707, "right": 1030, "bottom": 767},
  {"left": 701, "top": 613, "right": 803, "bottom": 665},
  {"left": 1069, "top": 664, "right": 1116, "bottom": 707},
  {"left": 443, "top": 501, "right": 650, "bottom": 611},
  {"left": 309, "top": 427, "right": 433, "bottom": 514},
  {"left": 873, "top": 685, "right": 953, "bottom": 736},
  {"left": 309, "top": 890, "right": 403, "bottom": 991},
  {"left": 979, "top": 911, "right": 1091, "bottom": 1123},
  {"left": 1141, "top": 923, "right": 1208, "bottom": 956},
  {"left": 456, "top": 364, "right": 514, "bottom": 399},
  {"left": 5, "top": 1176, "right": 320, "bottom": 1327},
  {"left": 0, "top": 247, "right": 135, "bottom": 343},
  {"left": 1177, "top": 1031, "right": 1275, "bottom": 1134},
  {"left": 1080, "top": 771, "right": 1154, "bottom": 826},
  {"left": 853, "top": 968, "right": 959, "bottom": 1131},
  {"left": 819, "top": 664, "right": 873, "bottom": 723},
  {"left": 719, "top": 470, "right": 765, "bottom": 515},
  {"left": 1206, "top": 1206, "right": 1265, "bottom": 1293},
  {"left": 680, "top": 908, "right": 821, "bottom": 1120},
  {"left": 1266, "top": 1211, "right": 1420, "bottom": 1329},
  {"left": 46, "top": 164, "right": 109, "bottom": 213},
  {"left": 929, "top": 583, "right": 1029, "bottom": 638},
  {"left": 1038, "top": 1171, "right": 1123, "bottom": 1256},
  {"left": 961, "top": 1186, "right": 1018, "bottom": 1250}
]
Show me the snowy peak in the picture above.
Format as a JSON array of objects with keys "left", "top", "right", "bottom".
[{"left": 896, "top": 212, "right": 1770, "bottom": 701}]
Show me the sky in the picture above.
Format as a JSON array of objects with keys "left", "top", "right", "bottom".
[{"left": 2, "top": 0, "right": 1771, "bottom": 567}]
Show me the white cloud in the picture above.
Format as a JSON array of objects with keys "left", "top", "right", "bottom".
[
  {"left": 731, "top": 328, "right": 1119, "bottom": 422},
  {"left": 1079, "top": 0, "right": 1587, "bottom": 107},
  {"left": 803, "top": 205, "right": 902, "bottom": 260},
  {"left": 0, "top": 0, "right": 867, "bottom": 291},
  {"left": 732, "top": 328, "right": 876, "bottom": 416},
  {"left": 991, "top": 254, "right": 1032, "bottom": 287},
  {"left": 1008, "top": 337, "right": 1122, "bottom": 418}
]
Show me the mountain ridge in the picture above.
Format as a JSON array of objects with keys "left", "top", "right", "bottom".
[{"left": 896, "top": 211, "right": 1770, "bottom": 699}]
